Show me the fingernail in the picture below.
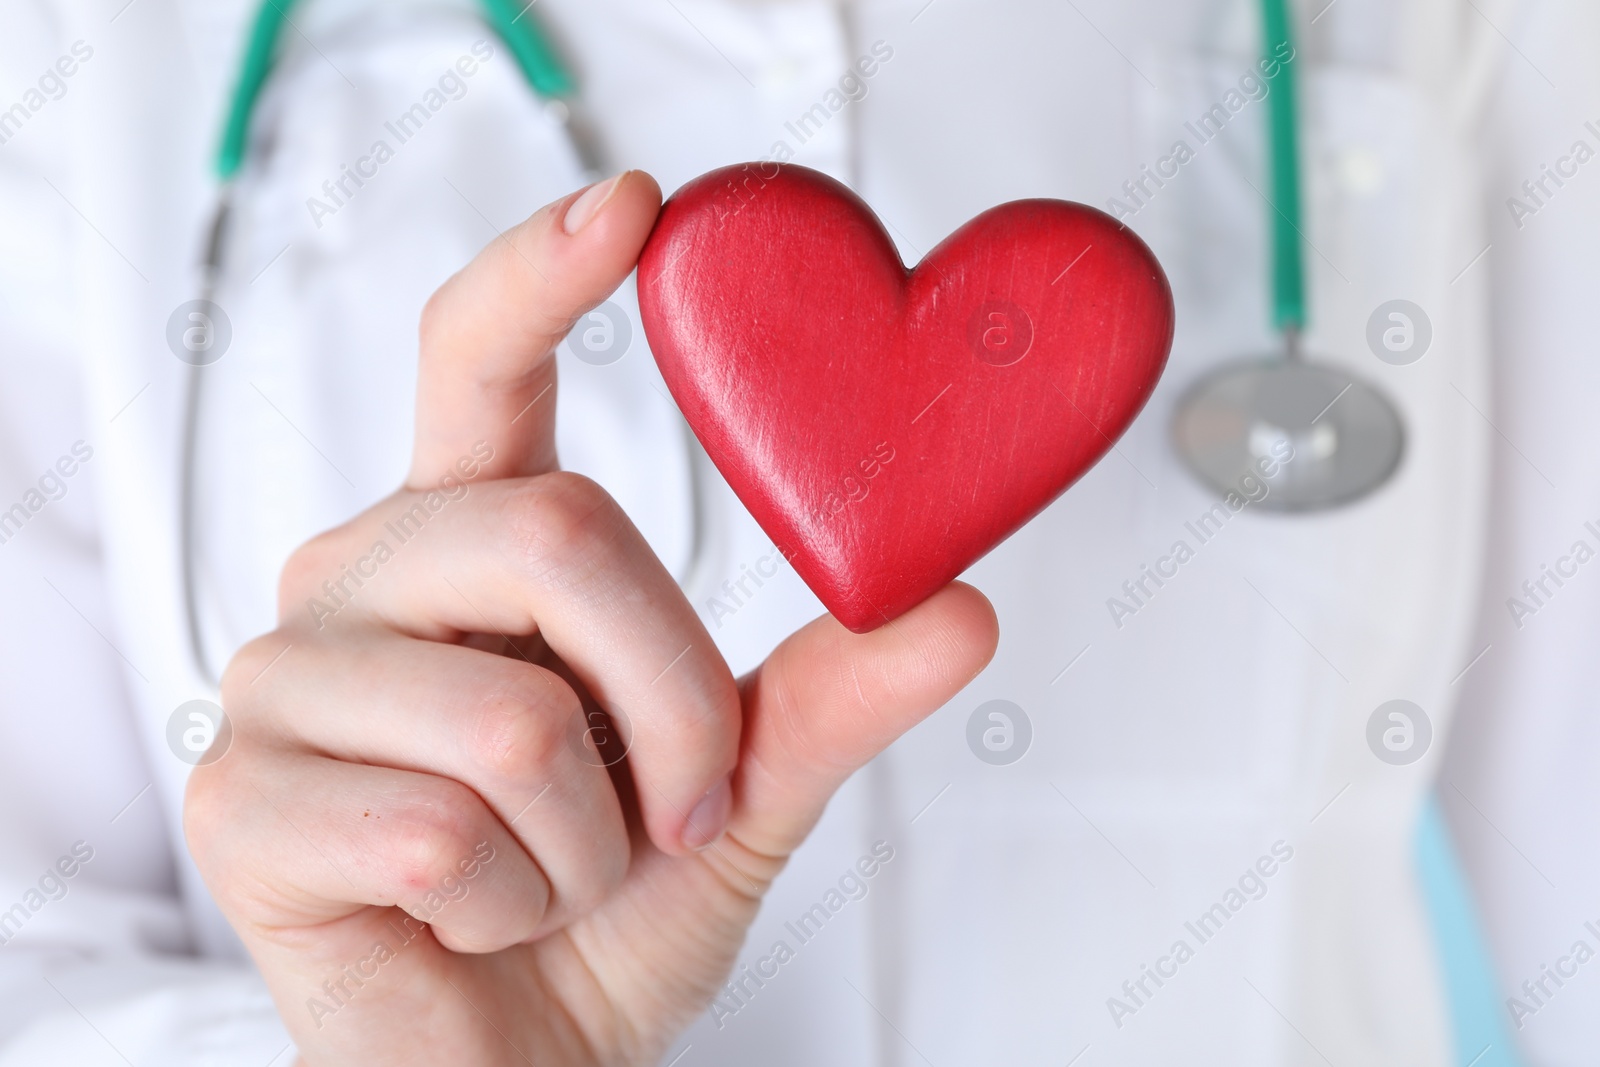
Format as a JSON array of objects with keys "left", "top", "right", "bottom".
[
  {"left": 681, "top": 778, "right": 732, "bottom": 852},
  {"left": 563, "top": 172, "right": 625, "bottom": 234}
]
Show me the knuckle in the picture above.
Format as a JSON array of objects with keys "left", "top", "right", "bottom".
[
  {"left": 276, "top": 526, "right": 345, "bottom": 615},
  {"left": 181, "top": 763, "right": 232, "bottom": 858},
  {"left": 384, "top": 780, "right": 489, "bottom": 892},
  {"left": 275, "top": 491, "right": 410, "bottom": 622},
  {"left": 217, "top": 633, "right": 284, "bottom": 713},
  {"left": 465, "top": 675, "right": 576, "bottom": 784},
  {"left": 181, "top": 759, "right": 257, "bottom": 887},
  {"left": 418, "top": 281, "right": 458, "bottom": 359},
  {"left": 499, "top": 472, "right": 628, "bottom": 587}
]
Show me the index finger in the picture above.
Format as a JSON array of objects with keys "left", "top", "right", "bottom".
[{"left": 409, "top": 170, "right": 662, "bottom": 487}]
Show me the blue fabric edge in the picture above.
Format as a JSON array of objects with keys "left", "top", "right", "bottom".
[{"left": 1417, "top": 793, "right": 1525, "bottom": 1067}]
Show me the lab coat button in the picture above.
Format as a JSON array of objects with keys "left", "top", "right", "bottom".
[
  {"left": 1338, "top": 146, "right": 1385, "bottom": 195},
  {"left": 759, "top": 58, "right": 803, "bottom": 92}
]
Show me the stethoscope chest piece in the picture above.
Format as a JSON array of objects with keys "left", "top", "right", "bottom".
[{"left": 1171, "top": 355, "right": 1403, "bottom": 512}]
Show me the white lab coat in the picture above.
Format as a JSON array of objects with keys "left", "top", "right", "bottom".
[{"left": 0, "top": 0, "right": 1594, "bottom": 1063}]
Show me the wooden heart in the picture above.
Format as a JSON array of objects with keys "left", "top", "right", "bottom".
[{"left": 638, "top": 163, "right": 1174, "bottom": 632}]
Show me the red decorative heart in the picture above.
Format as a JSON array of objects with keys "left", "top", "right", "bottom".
[{"left": 638, "top": 163, "right": 1174, "bottom": 633}]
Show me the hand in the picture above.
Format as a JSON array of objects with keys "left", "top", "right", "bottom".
[{"left": 184, "top": 172, "right": 999, "bottom": 1066}]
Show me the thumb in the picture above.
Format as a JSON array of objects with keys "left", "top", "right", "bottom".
[{"left": 723, "top": 582, "right": 999, "bottom": 859}]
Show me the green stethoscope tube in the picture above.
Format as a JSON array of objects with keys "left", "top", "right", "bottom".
[
  {"left": 214, "top": 0, "right": 579, "bottom": 181},
  {"left": 1260, "top": 0, "right": 1305, "bottom": 336}
]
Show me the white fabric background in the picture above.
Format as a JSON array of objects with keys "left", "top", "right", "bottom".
[{"left": 0, "top": 0, "right": 1590, "bottom": 1064}]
